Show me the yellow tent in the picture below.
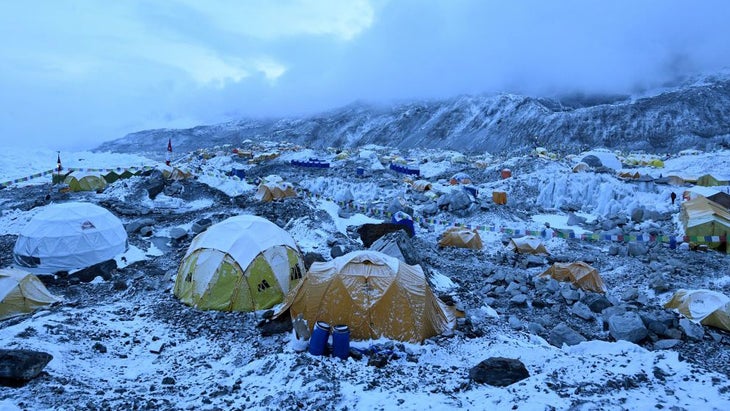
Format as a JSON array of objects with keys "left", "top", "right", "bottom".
[
  {"left": 0, "top": 268, "right": 60, "bottom": 320},
  {"left": 572, "top": 162, "right": 589, "bottom": 173},
  {"left": 439, "top": 227, "right": 483, "bottom": 249},
  {"left": 648, "top": 158, "right": 665, "bottom": 168},
  {"left": 255, "top": 182, "right": 297, "bottom": 202},
  {"left": 411, "top": 180, "right": 433, "bottom": 192},
  {"left": 174, "top": 215, "right": 305, "bottom": 312},
  {"left": 161, "top": 166, "right": 192, "bottom": 180},
  {"left": 507, "top": 236, "right": 549, "bottom": 255},
  {"left": 539, "top": 262, "right": 606, "bottom": 293},
  {"left": 277, "top": 250, "right": 456, "bottom": 342},
  {"left": 664, "top": 289, "right": 730, "bottom": 332}
]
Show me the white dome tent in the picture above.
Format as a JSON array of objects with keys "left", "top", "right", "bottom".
[{"left": 13, "top": 202, "right": 128, "bottom": 274}]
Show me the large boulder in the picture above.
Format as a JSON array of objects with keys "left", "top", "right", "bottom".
[
  {"left": 141, "top": 170, "right": 165, "bottom": 200},
  {"left": 0, "top": 349, "right": 53, "bottom": 383},
  {"left": 72, "top": 259, "right": 117, "bottom": 282},
  {"left": 608, "top": 312, "right": 648, "bottom": 343},
  {"left": 582, "top": 294, "right": 612, "bottom": 313},
  {"left": 468, "top": 357, "right": 530, "bottom": 387},
  {"left": 549, "top": 323, "right": 587, "bottom": 347},
  {"left": 357, "top": 223, "right": 412, "bottom": 248},
  {"left": 369, "top": 231, "right": 422, "bottom": 267}
]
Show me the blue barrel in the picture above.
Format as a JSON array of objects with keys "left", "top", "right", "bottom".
[
  {"left": 669, "top": 236, "right": 677, "bottom": 250},
  {"left": 356, "top": 167, "right": 365, "bottom": 176},
  {"left": 332, "top": 325, "right": 350, "bottom": 360},
  {"left": 309, "top": 321, "right": 331, "bottom": 356}
]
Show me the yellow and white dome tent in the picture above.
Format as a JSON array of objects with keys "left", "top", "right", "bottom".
[
  {"left": 13, "top": 202, "right": 128, "bottom": 274},
  {"left": 1, "top": 268, "right": 60, "bottom": 320},
  {"left": 174, "top": 215, "right": 305, "bottom": 312}
]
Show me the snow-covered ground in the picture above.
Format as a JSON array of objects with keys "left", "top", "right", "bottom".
[{"left": 1, "top": 145, "right": 729, "bottom": 410}]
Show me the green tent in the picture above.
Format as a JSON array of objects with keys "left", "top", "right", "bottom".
[
  {"left": 64, "top": 172, "right": 107, "bottom": 192},
  {"left": 174, "top": 215, "right": 305, "bottom": 311},
  {"left": 103, "top": 169, "right": 137, "bottom": 184},
  {"left": 697, "top": 174, "right": 730, "bottom": 187}
]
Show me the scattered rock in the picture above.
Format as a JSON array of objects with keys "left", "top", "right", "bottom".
[
  {"left": 678, "top": 318, "right": 704, "bottom": 341},
  {"left": 549, "top": 323, "right": 587, "bottom": 347},
  {"left": 571, "top": 302, "right": 594, "bottom": 320},
  {"left": 582, "top": 294, "right": 612, "bottom": 313},
  {"left": 627, "top": 243, "right": 648, "bottom": 257},
  {"left": 608, "top": 312, "right": 648, "bottom": 343},
  {"left": 191, "top": 218, "right": 212, "bottom": 234},
  {"left": 653, "top": 339, "right": 682, "bottom": 350},
  {"left": 169, "top": 227, "right": 188, "bottom": 241},
  {"left": 468, "top": 357, "right": 530, "bottom": 387}
]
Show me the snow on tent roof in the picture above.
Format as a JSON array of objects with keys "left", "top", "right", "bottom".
[
  {"left": 12, "top": 202, "right": 127, "bottom": 273},
  {"left": 581, "top": 151, "right": 622, "bottom": 170}
]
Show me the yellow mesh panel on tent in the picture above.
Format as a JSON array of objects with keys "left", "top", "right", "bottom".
[
  {"left": 244, "top": 254, "right": 284, "bottom": 311},
  {"left": 201, "top": 257, "right": 240, "bottom": 311}
]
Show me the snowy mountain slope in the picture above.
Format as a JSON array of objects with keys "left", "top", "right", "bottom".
[{"left": 96, "top": 74, "right": 730, "bottom": 158}]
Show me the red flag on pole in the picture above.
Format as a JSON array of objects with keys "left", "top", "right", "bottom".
[{"left": 166, "top": 138, "right": 172, "bottom": 166}]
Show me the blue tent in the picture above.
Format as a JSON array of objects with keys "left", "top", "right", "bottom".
[{"left": 391, "top": 211, "right": 415, "bottom": 237}]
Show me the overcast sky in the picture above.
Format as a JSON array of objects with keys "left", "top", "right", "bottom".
[{"left": 2, "top": 0, "right": 730, "bottom": 150}]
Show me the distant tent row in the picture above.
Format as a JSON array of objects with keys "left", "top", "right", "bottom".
[
  {"left": 291, "top": 159, "right": 330, "bottom": 168},
  {"left": 53, "top": 165, "right": 191, "bottom": 192},
  {"left": 389, "top": 163, "right": 420, "bottom": 176}
]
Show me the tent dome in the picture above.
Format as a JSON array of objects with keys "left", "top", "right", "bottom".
[
  {"left": 174, "top": 215, "right": 305, "bottom": 312},
  {"left": 277, "top": 250, "right": 456, "bottom": 342},
  {"left": 13, "top": 202, "right": 128, "bottom": 274}
]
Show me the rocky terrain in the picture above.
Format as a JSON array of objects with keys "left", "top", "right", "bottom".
[
  {"left": 96, "top": 73, "right": 730, "bottom": 159},
  {"left": 1, "top": 143, "right": 729, "bottom": 410}
]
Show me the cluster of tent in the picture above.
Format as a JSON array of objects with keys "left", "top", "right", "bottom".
[
  {"left": 3, "top": 201, "right": 128, "bottom": 320},
  {"left": 172, "top": 215, "right": 456, "bottom": 342},
  {"left": 54, "top": 165, "right": 192, "bottom": 192},
  {"left": 255, "top": 175, "right": 298, "bottom": 202},
  {"left": 7, "top": 198, "right": 730, "bottom": 343}
]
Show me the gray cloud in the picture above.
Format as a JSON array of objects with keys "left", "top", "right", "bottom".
[{"left": 1, "top": 0, "right": 729, "bottom": 150}]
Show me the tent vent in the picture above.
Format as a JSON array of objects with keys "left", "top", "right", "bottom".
[
  {"left": 257, "top": 279, "right": 271, "bottom": 292},
  {"left": 290, "top": 265, "right": 302, "bottom": 281}
]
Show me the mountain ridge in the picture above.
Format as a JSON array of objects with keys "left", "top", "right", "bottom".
[{"left": 95, "top": 75, "right": 730, "bottom": 158}]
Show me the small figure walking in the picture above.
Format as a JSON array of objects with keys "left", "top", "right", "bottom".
[{"left": 670, "top": 192, "right": 677, "bottom": 205}]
